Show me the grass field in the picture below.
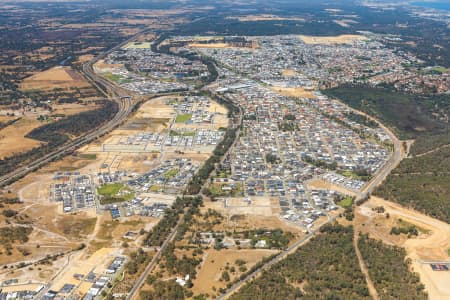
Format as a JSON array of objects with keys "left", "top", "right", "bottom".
[
  {"left": 338, "top": 196, "right": 353, "bottom": 208},
  {"left": 97, "top": 183, "right": 134, "bottom": 204},
  {"left": 164, "top": 169, "right": 178, "bottom": 179},
  {"left": 103, "top": 72, "right": 132, "bottom": 84},
  {"left": 175, "top": 113, "right": 192, "bottom": 123},
  {"left": 169, "top": 130, "right": 195, "bottom": 136},
  {"left": 97, "top": 183, "right": 124, "bottom": 196}
]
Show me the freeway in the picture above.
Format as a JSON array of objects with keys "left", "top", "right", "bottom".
[
  {"left": 0, "top": 29, "right": 154, "bottom": 188},
  {"left": 0, "top": 96, "right": 132, "bottom": 187}
]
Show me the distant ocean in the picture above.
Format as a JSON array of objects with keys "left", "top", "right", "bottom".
[{"left": 411, "top": 1, "right": 450, "bottom": 11}]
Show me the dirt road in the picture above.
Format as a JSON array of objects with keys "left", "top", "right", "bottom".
[{"left": 363, "top": 197, "right": 450, "bottom": 300}]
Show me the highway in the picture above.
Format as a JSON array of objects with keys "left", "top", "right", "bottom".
[{"left": 0, "top": 29, "right": 153, "bottom": 188}]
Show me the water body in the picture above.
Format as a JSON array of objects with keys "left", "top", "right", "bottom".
[{"left": 411, "top": 1, "right": 450, "bottom": 11}]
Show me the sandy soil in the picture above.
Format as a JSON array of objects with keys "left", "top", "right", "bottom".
[
  {"left": 202, "top": 204, "right": 305, "bottom": 236},
  {"left": 93, "top": 59, "right": 124, "bottom": 71},
  {"left": 49, "top": 247, "right": 120, "bottom": 293},
  {"left": 212, "top": 197, "right": 276, "bottom": 216},
  {"left": 77, "top": 54, "right": 94, "bottom": 63},
  {"left": 20, "top": 66, "right": 90, "bottom": 90},
  {"left": 52, "top": 103, "right": 100, "bottom": 116},
  {"left": 135, "top": 97, "right": 175, "bottom": 119},
  {"left": 270, "top": 86, "right": 317, "bottom": 99},
  {"left": 0, "top": 117, "right": 42, "bottom": 159},
  {"left": 299, "top": 34, "right": 367, "bottom": 44},
  {"left": 307, "top": 179, "right": 358, "bottom": 197},
  {"left": 192, "top": 249, "right": 278, "bottom": 296},
  {"left": 281, "top": 69, "right": 298, "bottom": 77},
  {"left": 333, "top": 19, "right": 358, "bottom": 28},
  {"left": 358, "top": 197, "right": 450, "bottom": 300}
]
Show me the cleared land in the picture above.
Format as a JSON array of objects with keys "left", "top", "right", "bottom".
[
  {"left": 357, "top": 197, "right": 450, "bottom": 299},
  {"left": 270, "top": 86, "right": 317, "bottom": 99},
  {"left": 0, "top": 117, "right": 42, "bottom": 159},
  {"left": 20, "top": 66, "right": 90, "bottom": 91},
  {"left": 192, "top": 249, "right": 278, "bottom": 296},
  {"left": 307, "top": 178, "right": 358, "bottom": 197},
  {"left": 299, "top": 34, "right": 367, "bottom": 44},
  {"left": 188, "top": 43, "right": 232, "bottom": 49}
]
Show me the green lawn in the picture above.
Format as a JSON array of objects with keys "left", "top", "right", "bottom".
[
  {"left": 169, "top": 130, "right": 195, "bottom": 137},
  {"left": 104, "top": 73, "right": 123, "bottom": 82},
  {"left": 148, "top": 185, "right": 162, "bottom": 192},
  {"left": 175, "top": 113, "right": 192, "bottom": 123},
  {"left": 338, "top": 196, "right": 353, "bottom": 208},
  {"left": 97, "top": 183, "right": 134, "bottom": 204},
  {"left": 164, "top": 169, "right": 178, "bottom": 179},
  {"left": 104, "top": 73, "right": 132, "bottom": 84},
  {"left": 97, "top": 183, "right": 124, "bottom": 196}
]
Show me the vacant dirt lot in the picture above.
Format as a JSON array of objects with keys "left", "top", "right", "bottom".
[
  {"left": 20, "top": 66, "right": 90, "bottom": 90},
  {"left": 281, "top": 69, "right": 298, "bottom": 77},
  {"left": 357, "top": 197, "right": 450, "bottom": 300},
  {"left": 270, "top": 86, "right": 317, "bottom": 99},
  {"left": 299, "top": 34, "right": 367, "bottom": 44},
  {"left": 210, "top": 197, "right": 276, "bottom": 216},
  {"left": 192, "top": 249, "right": 278, "bottom": 296},
  {"left": 135, "top": 97, "right": 175, "bottom": 119},
  {"left": 307, "top": 178, "right": 358, "bottom": 197},
  {"left": 0, "top": 117, "right": 42, "bottom": 159}
]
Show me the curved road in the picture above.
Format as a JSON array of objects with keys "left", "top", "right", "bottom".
[
  {"left": 0, "top": 29, "right": 153, "bottom": 188},
  {"left": 216, "top": 104, "right": 405, "bottom": 300}
]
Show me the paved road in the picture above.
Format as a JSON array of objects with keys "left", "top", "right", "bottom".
[
  {"left": 216, "top": 215, "right": 339, "bottom": 300},
  {"left": 126, "top": 214, "right": 186, "bottom": 300},
  {"left": 359, "top": 110, "right": 404, "bottom": 198},
  {"left": 216, "top": 109, "right": 404, "bottom": 300},
  {"left": 0, "top": 28, "right": 155, "bottom": 188},
  {"left": 0, "top": 96, "right": 131, "bottom": 187}
]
